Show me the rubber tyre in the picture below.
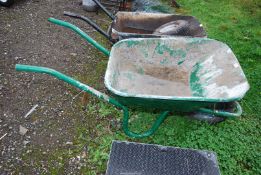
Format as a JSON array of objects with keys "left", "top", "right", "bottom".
[{"left": 0, "top": 0, "right": 14, "bottom": 7}]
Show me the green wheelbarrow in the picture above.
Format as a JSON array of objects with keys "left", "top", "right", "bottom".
[{"left": 16, "top": 19, "right": 249, "bottom": 138}]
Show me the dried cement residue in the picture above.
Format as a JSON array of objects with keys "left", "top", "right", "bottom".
[{"left": 105, "top": 38, "right": 249, "bottom": 99}]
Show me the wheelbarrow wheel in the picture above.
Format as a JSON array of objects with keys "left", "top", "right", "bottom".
[
  {"left": 0, "top": 0, "right": 14, "bottom": 7},
  {"left": 190, "top": 112, "right": 226, "bottom": 125}
]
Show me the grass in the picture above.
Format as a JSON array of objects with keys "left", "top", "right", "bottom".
[
  {"left": 21, "top": 0, "right": 260, "bottom": 174},
  {"left": 78, "top": 0, "right": 260, "bottom": 174}
]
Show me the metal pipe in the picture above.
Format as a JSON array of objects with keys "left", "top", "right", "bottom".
[
  {"left": 198, "top": 101, "right": 242, "bottom": 119},
  {"left": 15, "top": 64, "right": 170, "bottom": 138},
  {"left": 48, "top": 17, "right": 110, "bottom": 57},
  {"left": 63, "top": 11, "right": 113, "bottom": 43},
  {"left": 92, "top": 0, "right": 115, "bottom": 20},
  {"left": 15, "top": 64, "right": 117, "bottom": 105}
]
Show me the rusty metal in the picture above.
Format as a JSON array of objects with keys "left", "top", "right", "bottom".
[
  {"left": 109, "top": 12, "right": 207, "bottom": 41},
  {"left": 64, "top": 11, "right": 206, "bottom": 44},
  {"left": 99, "top": 0, "right": 130, "bottom": 13}
]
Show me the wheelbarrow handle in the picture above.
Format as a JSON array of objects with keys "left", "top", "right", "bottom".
[
  {"left": 198, "top": 101, "right": 242, "bottom": 119},
  {"left": 63, "top": 11, "right": 113, "bottom": 43},
  {"left": 15, "top": 64, "right": 112, "bottom": 104},
  {"left": 15, "top": 64, "right": 168, "bottom": 138},
  {"left": 92, "top": 0, "right": 115, "bottom": 20},
  {"left": 48, "top": 17, "right": 110, "bottom": 57}
]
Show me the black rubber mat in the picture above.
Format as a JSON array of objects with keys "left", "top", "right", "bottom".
[{"left": 106, "top": 141, "right": 220, "bottom": 175}]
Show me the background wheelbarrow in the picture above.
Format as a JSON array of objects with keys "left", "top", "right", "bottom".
[
  {"left": 63, "top": 11, "right": 206, "bottom": 43},
  {"left": 90, "top": 0, "right": 206, "bottom": 39},
  {"left": 109, "top": 11, "right": 207, "bottom": 40},
  {"left": 16, "top": 19, "right": 249, "bottom": 138}
]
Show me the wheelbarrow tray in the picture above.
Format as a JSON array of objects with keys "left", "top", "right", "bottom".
[
  {"left": 105, "top": 37, "right": 249, "bottom": 112},
  {"left": 109, "top": 12, "right": 207, "bottom": 41}
]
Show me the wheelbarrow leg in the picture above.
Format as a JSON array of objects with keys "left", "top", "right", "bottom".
[{"left": 122, "top": 110, "right": 170, "bottom": 138}]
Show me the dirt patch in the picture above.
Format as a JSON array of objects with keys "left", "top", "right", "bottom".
[{"left": 0, "top": 0, "right": 110, "bottom": 174}]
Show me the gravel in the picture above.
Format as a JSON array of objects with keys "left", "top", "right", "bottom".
[{"left": 0, "top": 0, "right": 105, "bottom": 173}]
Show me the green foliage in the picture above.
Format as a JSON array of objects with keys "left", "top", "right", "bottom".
[
  {"left": 150, "top": 5, "right": 174, "bottom": 13},
  {"left": 79, "top": 0, "right": 261, "bottom": 174}
]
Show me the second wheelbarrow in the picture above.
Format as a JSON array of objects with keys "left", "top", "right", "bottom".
[
  {"left": 109, "top": 11, "right": 207, "bottom": 41},
  {"left": 63, "top": 11, "right": 206, "bottom": 43},
  {"left": 90, "top": 0, "right": 186, "bottom": 39},
  {"left": 16, "top": 30, "right": 249, "bottom": 138}
]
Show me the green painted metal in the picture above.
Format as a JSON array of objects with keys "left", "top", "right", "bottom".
[
  {"left": 48, "top": 17, "right": 110, "bottom": 57},
  {"left": 123, "top": 110, "right": 170, "bottom": 138},
  {"left": 15, "top": 37, "right": 249, "bottom": 138},
  {"left": 110, "top": 94, "right": 214, "bottom": 112},
  {"left": 15, "top": 64, "right": 111, "bottom": 102},
  {"left": 15, "top": 64, "right": 169, "bottom": 138},
  {"left": 190, "top": 63, "right": 204, "bottom": 97},
  {"left": 198, "top": 101, "right": 242, "bottom": 119},
  {"left": 111, "top": 93, "right": 243, "bottom": 119}
]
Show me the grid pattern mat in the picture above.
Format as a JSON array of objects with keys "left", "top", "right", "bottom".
[{"left": 106, "top": 141, "right": 220, "bottom": 175}]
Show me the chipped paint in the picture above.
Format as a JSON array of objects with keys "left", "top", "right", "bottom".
[
  {"left": 155, "top": 42, "right": 187, "bottom": 58},
  {"left": 233, "top": 63, "right": 239, "bottom": 68},
  {"left": 160, "top": 58, "right": 169, "bottom": 65},
  {"left": 227, "top": 49, "right": 232, "bottom": 53},
  {"left": 202, "top": 82, "right": 250, "bottom": 99},
  {"left": 78, "top": 82, "right": 110, "bottom": 102},
  {"left": 126, "top": 40, "right": 141, "bottom": 47}
]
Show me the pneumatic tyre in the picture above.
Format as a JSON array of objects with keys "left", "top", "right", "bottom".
[{"left": 0, "top": 0, "right": 14, "bottom": 7}]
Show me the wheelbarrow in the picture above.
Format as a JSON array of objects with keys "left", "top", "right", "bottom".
[
  {"left": 16, "top": 19, "right": 249, "bottom": 138},
  {"left": 90, "top": 0, "right": 206, "bottom": 40},
  {"left": 109, "top": 11, "right": 206, "bottom": 40},
  {"left": 63, "top": 11, "right": 206, "bottom": 43}
]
